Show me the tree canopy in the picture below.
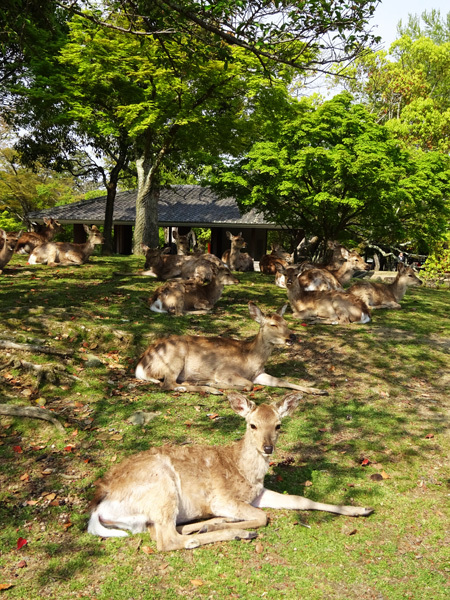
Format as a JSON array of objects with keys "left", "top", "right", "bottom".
[{"left": 211, "top": 93, "right": 450, "bottom": 253}]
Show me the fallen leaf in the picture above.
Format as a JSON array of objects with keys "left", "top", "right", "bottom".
[
  {"left": 110, "top": 433, "right": 123, "bottom": 441},
  {"left": 141, "top": 545, "right": 155, "bottom": 555},
  {"left": 44, "top": 493, "right": 56, "bottom": 502},
  {"left": 318, "top": 428, "right": 327, "bottom": 433},
  {"left": 348, "top": 529, "right": 358, "bottom": 536},
  {"left": 20, "top": 473, "right": 29, "bottom": 482},
  {"left": 62, "top": 522, "right": 73, "bottom": 530},
  {"left": 381, "top": 470, "right": 390, "bottom": 480},
  {"left": 64, "top": 445, "right": 76, "bottom": 452},
  {"left": 255, "top": 542, "right": 264, "bottom": 554},
  {"left": 26, "top": 500, "right": 39, "bottom": 506},
  {"left": 16, "top": 560, "right": 27, "bottom": 569},
  {"left": 208, "top": 413, "right": 219, "bottom": 420},
  {"left": 0, "top": 583, "right": 14, "bottom": 590},
  {"left": 13, "top": 446, "right": 23, "bottom": 454},
  {"left": 360, "top": 458, "right": 371, "bottom": 467},
  {"left": 190, "top": 580, "right": 204, "bottom": 587},
  {"left": 425, "top": 433, "right": 434, "bottom": 439},
  {"left": 16, "top": 538, "right": 27, "bottom": 550},
  {"left": 71, "top": 429, "right": 78, "bottom": 437},
  {"left": 303, "top": 480, "right": 313, "bottom": 487}
]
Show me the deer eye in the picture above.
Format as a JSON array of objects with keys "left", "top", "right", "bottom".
[
  {"left": 250, "top": 424, "right": 257, "bottom": 430},
  {"left": 275, "top": 424, "right": 281, "bottom": 430}
]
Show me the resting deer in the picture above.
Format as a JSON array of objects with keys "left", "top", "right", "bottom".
[
  {"left": 88, "top": 392, "right": 373, "bottom": 550},
  {"left": 283, "top": 267, "right": 371, "bottom": 325},
  {"left": 222, "top": 231, "right": 254, "bottom": 272},
  {"left": 149, "top": 265, "right": 239, "bottom": 315},
  {"left": 260, "top": 244, "right": 293, "bottom": 275},
  {"left": 0, "top": 229, "right": 21, "bottom": 273},
  {"left": 173, "top": 229, "right": 196, "bottom": 255},
  {"left": 347, "top": 263, "right": 423, "bottom": 309},
  {"left": 136, "top": 302, "right": 326, "bottom": 395},
  {"left": 15, "top": 218, "right": 63, "bottom": 254},
  {"left": 142, "top": 246, "right": 225, "bottom": 283},
  {"left": 28, "top": 225, "right": 104, "bottom": 265}
]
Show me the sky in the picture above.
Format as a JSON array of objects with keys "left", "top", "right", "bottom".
[{"left": 370, "top": 0, "right": 449, "bottom": 49}]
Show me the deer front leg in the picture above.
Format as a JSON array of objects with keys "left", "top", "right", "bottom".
[
  {"left": 252, "top": 488, "right": 373, "bottom": 517},
  {"left": 253, "top": 372, "right": 328, "bottom": 395}
]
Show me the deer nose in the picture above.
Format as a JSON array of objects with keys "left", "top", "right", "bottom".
[{"left": 263, "top": 445, "right": 274, "bottom": 455}]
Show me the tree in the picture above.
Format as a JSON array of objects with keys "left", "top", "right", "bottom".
[
  {"left": 398, "top": 9, "right": 450, "bottom": 44},
  {"left": 211, "top": 93, "right": 450, "bottom": 253}
]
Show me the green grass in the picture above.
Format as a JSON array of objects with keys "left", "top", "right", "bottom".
[{"left": 0, "top": 255, "right": 449, "bottom": 599}]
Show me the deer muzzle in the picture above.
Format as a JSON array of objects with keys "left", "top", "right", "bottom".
[{"left": 263, "top": 445, "right": 274, "bottom": 455}]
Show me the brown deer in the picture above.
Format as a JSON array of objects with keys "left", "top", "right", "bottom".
[
  {"left": 136, "top": 302, "right": 326, "bottom": 395},
  {"left": 88, "top": 392, "right": 373, "bottom": 550},
  {"left": 173, "top": 229, "right": 195, "bottom": 255},
  {"left": 260, "top": 244, "right": 293, "bottom": 275},
  {"left": 142, "top": 246, "right": 225, "bottom": 283},
  {"left": 276, "top": 247, "right": 368, "bottom": 291},
  {"left": 222, "top": 231, "right": 254, "bottom": 272},
  {"left": 347, "top": 263, "right": 423, "bottom": 309},
  {"left": 0, "top": 229, "right": 21, "bottom": 273},
  {"left": 28, "top": 225, "right": 104, "bottom": 266},
  {"left": 284, "top": 267, "right": 371, "bottom": 325},
  {"left": 15, "top": 218, "right": 63, "bottom": 254},
  {"left": 149, "top": 265, "right": 239, "bottom": 315}
]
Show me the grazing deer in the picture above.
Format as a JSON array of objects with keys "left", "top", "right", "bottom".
[
  {"left": 15, "top": 218, "right": 63, "bottom": 254},
  {"left": 260, "top": 244, "right": 293, "bottom": 275},
  {"left": 284, "top": 267, "right": 371, "bottom": 325},
  {"left": 149, "top": 265, "right": 239, "bottom": 315},
  {"left": 28, "top": 225, "right": 104, "bottom": 266},
  {"left": 136, "top": 302, "right": 326, "bottom": 395},
  {"left": 222, "top": 231, "right": 254, "bottom": 272},
  {"left": 347, "top": 263, "right": 423, "bottom": 309},
  {"left": 0, "top": 229, "right": 21, "bottom": 272},
  {"left": 88, "top": 392, "right": 373, "bottom": 550}
]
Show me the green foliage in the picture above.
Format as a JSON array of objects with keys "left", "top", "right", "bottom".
[
  {"left": 0, "top": 209, "right": 21, "bottom": 231},
  {"left": 212, "top": 93, "right": 450, "bottom": 252},
  {"left": 421, "top": 241, "right": 450, "bottom": 284}
]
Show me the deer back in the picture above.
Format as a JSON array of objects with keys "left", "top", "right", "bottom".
[{"left": 15, "top": 218, "right": 63, "bottom": 254}]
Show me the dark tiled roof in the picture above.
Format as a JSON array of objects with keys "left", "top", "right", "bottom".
[{"left": 28, "top": 185, "right": 274, "bottom": 228}]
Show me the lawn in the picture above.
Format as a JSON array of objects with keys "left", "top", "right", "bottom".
[{"left": 0, "top": 255, "right": 449, "bottom": 599}]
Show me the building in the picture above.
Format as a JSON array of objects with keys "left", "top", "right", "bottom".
[{"left": 27, "top": 185, "right": 281, "bottom": 259}]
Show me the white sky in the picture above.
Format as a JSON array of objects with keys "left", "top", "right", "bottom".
[{"left": 370, "top": 0, "right": 449, "bottom": 49}]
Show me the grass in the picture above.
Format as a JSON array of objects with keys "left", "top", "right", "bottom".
[{"left": 0, "top": 255, "right": 449, "bottom": 600}]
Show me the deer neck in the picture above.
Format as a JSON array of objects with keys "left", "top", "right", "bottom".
[
  {"left": 231, "top": 436, "right": 270, "bottom": 487},
  {"left": 247, "top": 328, "right": 276, "bottom": 369},
  {"left": 205, "top": 278, "right": 225, "bottom": 303},
  {"left": 327, "top": 261, "right": 350, "bottom": 282},
  {"left": 390, "top": 273, "right": 408, "bottom": 301}
]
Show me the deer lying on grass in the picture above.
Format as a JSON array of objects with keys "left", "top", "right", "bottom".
[
  {"left": 142, "top": 246, "right": 226, "bottom": 282},
  {"left": 88, "top": 391, "right": 373, "bottom": 550},
  {"left": 298, "top": 249, "right": 369, "bottom": 292},
  {"left": 0, "top": 229, "right": 21, "bottom": 273},
  {"left": 149, "top": 265, "right": 239, "bottom": 315},
  {"left": 347, "top": 263, "right": 423, "bottom": 309},
  {"left": 222, "top": 231, "right": 254, "bottom": 272},
  {"left": 260, "top": 244, "right": 293, "bottom": 275},
  {"left": 15, "top": 218, "right": 63, "bottom": 254},
  {"left": 284, "top": 267, "right": 371, "bottom": 325},
  {"left": 136, "top": 302, "right": 326, "bottom": 395},
  {"left": 28, "top": 225, "right": 104, "bottom": 266}
]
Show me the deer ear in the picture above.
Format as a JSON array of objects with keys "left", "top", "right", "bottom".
[
  {"left": 278, "top": 304, "right": 288, "bottom": 317},
  {"left": 276, "top": 393, "right": 302, "bottom": 418},
  {"left": 248, "top": 302, "right": 263, "bottom": 323},
  {"left": 397, "top": 262, "right": 405, "bottom": 273},
  {"left": 228, "top": 393, "right": 255, "bottom": 417}
]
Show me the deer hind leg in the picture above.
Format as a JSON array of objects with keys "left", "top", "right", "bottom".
[{"left": 253, "top": 372, "right": 327, "bottom": 396}]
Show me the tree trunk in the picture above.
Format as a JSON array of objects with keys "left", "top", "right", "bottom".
[
  {"left": 103, "top": 182, "right": 116, "bottom": 255},
  {"left": 133, "top": 155, "right": 160, "bottom": 254}
]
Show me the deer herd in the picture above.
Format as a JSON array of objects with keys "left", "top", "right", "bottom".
[{"left": 2, "top": 221, "right": 424, "bottom": 550}]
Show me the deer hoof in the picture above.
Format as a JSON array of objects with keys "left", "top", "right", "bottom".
[{"left": 185, "top": 538, "right": 200, "bottom": 549}]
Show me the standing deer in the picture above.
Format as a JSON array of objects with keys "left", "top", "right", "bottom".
[
  {"left": 149, "top": 265, "right": 239, "bottom": 315},
  {"left": 15, "top": 218, "right": 63, "bottom": 254},
  {"left": 347, "top": 263, "right": 423, "bottom": 309},
  {"left": 283, "top": 267, "right": 371, "bottom": 325},
  {"left": 0, "top": 229, "right": 21, "bottom": 273},
  {"left": 136, "top": 302, "right": 326, "bottom": 395},
  {"left": 88, "top": 392, "right": 373, "bottom": 550},
  {"left": 222, "top": 231, "right": 254, "bottom": 272},
  {"left": 28, "top": 225, "right": 104, "bottom": 265}
]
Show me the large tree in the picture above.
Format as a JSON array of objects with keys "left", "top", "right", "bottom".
[{"left": 211, "top": 93, "right": 450, "bottom": 253}]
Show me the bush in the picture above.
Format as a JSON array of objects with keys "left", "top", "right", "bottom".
[{"left": 421, "top": 243, "right": 450, "bottom": 285}]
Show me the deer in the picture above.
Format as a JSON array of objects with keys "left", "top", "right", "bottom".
[
  {"left": 149, "top": 265, "right": 239, "bottom": 315},
  {"left": 135, "top": 302, "right": 326, "bottom": 395},
  {"left": 275, "top": 247, "right": 368, "bottom": 291},
  {"left": 260, "top": 244, "right": 293, "bottom": 275},
  {"left": 142, "top": 246, "right": 226, "bottom": 283},
  {"left": 222, "top": 231, "right": 254, "bottom": 272},
  {"left": 0, "top": 229, "right": 21, "bottom": 273},
  {"left": 15, "top": 218, "right": 63, "bottom": 254},
  {"left": 28, "top": 225, "right": 104, "bottom": 266},
  {"left": 88, "top": 391, "right": 373, "bottom": 550},
  {"left": 173, "top": 229, "right": 196, "bottom": 255},
  {"left": 283, "top": 267, "right": 371, "bottom": 325},
  {"left": 347, "top": 263, "right": 423, "bottom": 309}
]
